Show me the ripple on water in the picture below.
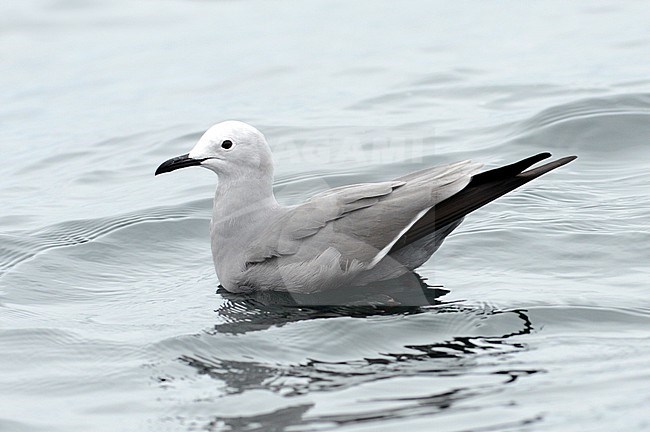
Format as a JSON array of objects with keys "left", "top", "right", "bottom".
[
  {"left": 0, "top": 200, "right": 209, "bottom": 277},
  {"left": 142, "top": 300, "right": 541, "bottom": 430},
  {"left": 140, "top": 300, "right": 650, "bottom": 430},
  {"left": 503, "top": 93, "right": 650, "bottom": 161}
]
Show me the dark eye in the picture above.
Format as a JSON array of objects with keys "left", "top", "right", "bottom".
[{"left": 221, "top": 140, "right": 233, "bottom": 149}]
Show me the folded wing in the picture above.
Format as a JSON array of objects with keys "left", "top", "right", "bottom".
[
  {"left": 390, "top": 153, "right": 577, "bottom": 252},
  {"left": 245, "top": 160, "right": 483, "bottom": 268}
]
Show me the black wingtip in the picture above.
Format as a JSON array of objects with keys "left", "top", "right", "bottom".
[
  {"left": 518, "top": 154, "right": 577, "bottom": 179},
  {"left": 390, "top": 152, "right": 577, "bottom": 251},
  {"left": 469, "top": 152, "right": 553, "bottom": 186}
]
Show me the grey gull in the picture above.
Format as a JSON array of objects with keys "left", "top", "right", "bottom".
[{"left": 155, "top": 121, "right": 576, "bottom": 293}]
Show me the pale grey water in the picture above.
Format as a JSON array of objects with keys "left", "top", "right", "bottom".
[{"left": 1, "top": 1, "right": 650, "bottom": 431}]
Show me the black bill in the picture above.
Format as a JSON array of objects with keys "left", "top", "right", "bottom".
[{"left": 155, "top": 153, "right": 206, "bottom": 175}]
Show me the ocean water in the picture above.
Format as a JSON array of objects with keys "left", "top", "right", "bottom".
[{"left": 2, "top": 1, "right": 650, "bottom": 431}]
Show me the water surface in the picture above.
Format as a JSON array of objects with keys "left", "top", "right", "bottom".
[{"left": 2, "top": 1, "right": 650, "bottom": 431}]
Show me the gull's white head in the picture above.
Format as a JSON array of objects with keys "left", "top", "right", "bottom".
[{"left": 155, "top": 121, "right": 273, "bottom": 179}]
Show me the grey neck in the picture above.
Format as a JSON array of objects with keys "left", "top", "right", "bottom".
[{"left": 212, "top": 173, "right": 278, "bottom": 226}]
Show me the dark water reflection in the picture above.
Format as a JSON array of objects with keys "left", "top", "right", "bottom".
[
  {"left": 172, "top": 281, "right": 538, "bottom": 430},
  {"left": 213, "top": 275, "right": 448, "bottom": 333}
]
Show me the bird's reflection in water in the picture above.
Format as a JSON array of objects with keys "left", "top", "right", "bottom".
[
  {"left": 179, "top": 276, "right": 537, "bottom": 431},
  {"left": 213, "top": 272, "right": 450, "bottom": 334},
  {"left": 176, "top": 275, "right": 539, "bottom": 430},
  {"left": 205, "top": 404, "right": 315, "bottom": 432}
]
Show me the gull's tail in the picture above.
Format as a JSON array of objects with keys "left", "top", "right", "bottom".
[{"left": 391, "top": 152, "right": 577, "bottom": 251}]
